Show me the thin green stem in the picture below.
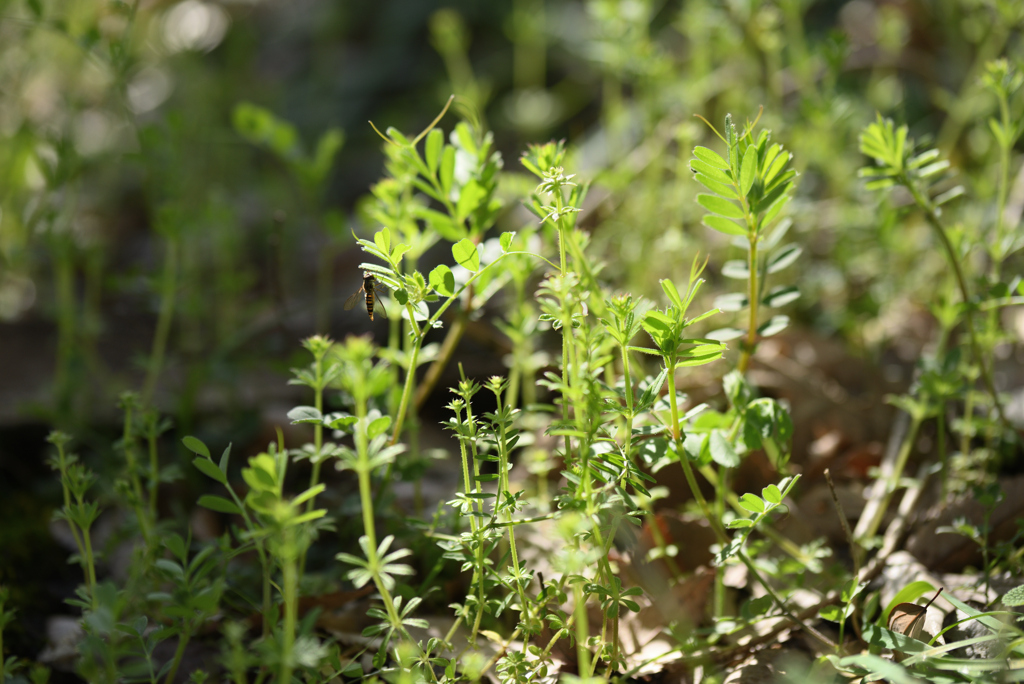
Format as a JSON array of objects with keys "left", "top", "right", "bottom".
[
  {"left": 903, "top": 179, "right": 1012, "bottom": 435},
  {"left": 994, "top": 92, "right": 1012, "bottom": 265},
  {"left": 389, "top": 314, "right": 422, "bottom": 446},
  {"left": 146, "top": 419, "right": 159, "bottom": 521},
  {"left": 856, "top": 415, "right": 923, "bottom": 542},
  {"left": 738, "top": 551, "right": 840, "bottom": 653},
  {"left": 310, "top": 352, "right": 324, "bottom": 503},
  {"left": 55, "top": 442, "right": 86, "bottom": 570},
  {"left": 667, "top": 364, "right": 728, "bottom": 544},
  {"left": 620, "top": 344, "right": 635, "bottom": 462},
  {"left": 698, "top": 464, "right": 810, "bottom": 565},
  {"left": 81, "top": 520, "right": 98, "bottom": 610},
  {"left": 738, "top": 235, "right": 759, "bottom": 374},
  {"left": 121, "top": 401, "right": 152, "bottom": 545},
  {"left": 573, "top": 581, "right": 591, "bottom": 676},
  {"left": 279, "top": 538, "right": 298, "bottom": 684},
  {"left": 556, "top": 229, "right": 573, "bottom": 462},
  {"left": 415, "top": 308, "right": 468, "bottom": 411},
  {"left": 143, "top": 235, "right": 179, "bottom": 408},
  {"left": 495, "top": 389, "right": 529, "bottom": 618},
  {"left": 162, "top": 625, "right": 191, "bottom": 684}
]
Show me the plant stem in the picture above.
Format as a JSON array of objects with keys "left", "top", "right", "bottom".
[
  {"left": 122, "top": 401, "right": 152, "bottom": 545},
  {"left": 738, "top": 551, "right": 840, "bottom": 653},
  {"left": 620, "top": 343, "right": 635, "bottom": 463},
  {"left": 147, "top": 419, "right": 160, "bottom": 521},
  {"left": 279, "top": 534, "right": 298, "bottom": 684},
  {"left": 903, "top": 180, "right": 1012, "bottom": 435},
  {"left": 738, "top": 235, "right": 759, "bottom": 374},
  {"left": 415, "top": 309, "right": 467, "bottom": 411},
  {"left": 53, "top": 237, "right": 77, "bottom": 422},
  {"left": 143, "top": 235, "right": 179, "bottom": 408},
  {"left": 573, "top": 581, "right": 591, "bottom": 676},
  {"left": 389, "top": 329, "right": 422, "bottom": 446},
  {"left": 162, "top": 625, "right": 192, "bottom": 684},
  {"left": 495, "top": 389, "right": 529, "bottom": 618},
  {"left": 854, "top": 415, "right": 923, "bottom": 542},
  {"left": 55, "top": 442, "right": 86, "bottom": 572},
  {"left": 667, "top": 365, "right": 728, "bottom": 544}
]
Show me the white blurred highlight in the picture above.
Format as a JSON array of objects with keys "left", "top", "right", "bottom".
[{"left": 162, "top": 1, "right": 230, "bottom": 53}]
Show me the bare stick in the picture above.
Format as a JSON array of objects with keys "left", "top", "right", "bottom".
[{"left": 824, "top": 468, "right": 859, "bottom": 573}]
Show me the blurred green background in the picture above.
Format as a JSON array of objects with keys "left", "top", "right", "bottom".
[{"left": 1, "top": 0, "right": 1020, "bottom": 434}]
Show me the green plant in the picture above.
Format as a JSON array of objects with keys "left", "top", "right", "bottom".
[
  {"left": 689, "top": 111, "right": 799, "bottom": 372},
  {"left": 46, "top": 431, "right": 101, "bottom": 611}
]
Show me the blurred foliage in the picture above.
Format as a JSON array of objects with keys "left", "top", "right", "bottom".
[{"left": 0, "top": 0, "right": 1021, "bottom": 422}]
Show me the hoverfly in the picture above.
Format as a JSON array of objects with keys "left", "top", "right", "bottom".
[{"left": 345, "top": 271, "right": 387, "bottom": 320}]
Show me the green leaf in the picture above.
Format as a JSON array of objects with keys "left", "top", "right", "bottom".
[
  {"left": 757, "top": 315, "right": 789, "bottom": 337},
  {"left": 374, "top": 228, "right": 391, "bottom": 257},
  {"left": 155, "top": 558, "right": 184, "bottom": 580},
  {"left": 763, "top": 151, "right": 791, "bottom": 186},
  {"left": 455, "top": 179, "right": 486, "bottom": 222},
  {"left": 739, "top": 492, "right": 765, "bottom": 513},
  {"left": 425, "top": 128, "right": 444, "bottom": 173},
  {"left": 762, "top": 484, "right": 782, "bottom": 504},
  {"left": 660, "top": 278, "right": 683, "bottom": 309},
  {"left": 715, "top": 292, "right": 748, "bottom": 312},
  {"left": 709, "top": 430, "right": 740, "bottom": 468},
  {"left": 198, "top": 495, "right": 242, "bottom": 515},
  {"left": 219, "top": 445, "right": 232, "bottom": 474},
  {"left": 193, "top": 457, "right": 227, "bottom": 485},
  {"left": 292, "top": 483, "right": 326, "bottom": 507},
  {"left": 935, "top": 186, "right": 965, "bottom": 206},
  {"left": 500, "top": 231, "right": 515, "bottom": 252},
  {"left": 762, "top": 285, "right": 800, "bottom": 308},
  {"left": 697, "top": 194, "right": 745, "bottom": 219},
  {"left": 1003, "top": 584, "right": 1024, "bottom": 607},
  {"left": 707, "top": 327, "right": 744, "bottom": 341},
  {"left": 291, "top": 509, "right": 327, "bottom": 526},
  {"left": 182, "top": 436, "right": 210, "bottom": 459},
  {"left": 429, "top": 264, "right": 456, "bottom": 296},
  {"left": 163, "top": 534, "right": 186, "bottom": 561},
  {"left": 837, "top": 653, "right": 924, "bottom": 684},
  {"left": 287, "top": 406, "right": 323, "bottom": 424},
  {"left": 819, "top": 605, "right": 843, "bottom": 622},
  {"left": 439, "top": 146, "right": 456, "bottom": 193},
  {"left": 865, "top": 178, "right": 896, "bottom": 191},
  {"left": 390, "top": 243, "right": 411, "bottom": 264},
  {"left": 939, "top": 587, "right": 1013, "bottom": 634},
  {"left": 413, "top": 205, "right": 466, "bottom": 240},
  {"left": 693, "top": 173, "right": 740, "bottom": 199},
  {"left": 739, "top": 144, "right": 757, "bottom": 197},
  {"left": 721, "top": 260, "right": 749, "bottom": 279},
  {"left": 693, "top": 146, "right": 730, "bottom": 169},
  {"left": 452, "top": 238, "right": 480, "bottom": 272},
  {"left": 368, "top": 415, "right": 392, "bottom": 440},
  {"left": 689, "top": 158, "right": 733, "bottom": 184},
  {"left": 310, "top": 128, "right": 344, "bottom": 185},
  {"left": 876, "top": 581, "right": 935, "bottom": 627},
  {"left": 703, "top": 215, "right": 747, "bottom": 237},
  {"left": 767, "top": 244, "right": 801, "bottom": 273}
]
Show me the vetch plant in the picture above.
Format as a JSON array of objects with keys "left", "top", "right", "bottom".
[
  {"left": 47, "top": 431, "right": 101, "bottom": 611},
  {"left": 858, "top": 114, "right": 1015, "bottom": 439},
  {"left": 690, "top": 111, "right": 799, "bottom": 373}
]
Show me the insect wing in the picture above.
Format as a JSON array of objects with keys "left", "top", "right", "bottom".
[
  {"left": 370, "top": 284, "right": 387, "bottom": 319},
  {"left": 888, "top": 603, "right": 927, "bottom": 639},
  {"left": 344, "top": 286, "right": 364, "bottom": 311}
]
